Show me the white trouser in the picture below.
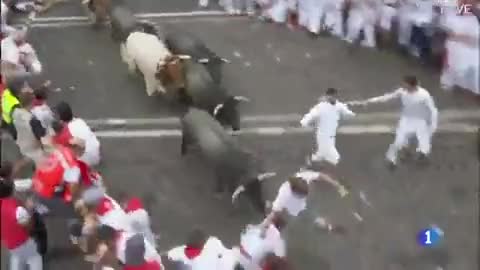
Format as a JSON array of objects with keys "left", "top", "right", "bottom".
[
  {"left": 386, "top": 117, "right": 432, "bottom": 164},
  {"left": 267, "top": 0, "right": 289, "bottom": 23},
  {"left": 297, "top": 0, "right": 308, "bottom": 27},
  {"left": 441, "top": 41, "right": 480, "bottom": 95},
  {"left": 312, "top": 134, "right": 339, "bottom": 166},
  {"left": 9, "top": 238, "right": 43, "bottom": 270},
  {"left": 80, "top": 142, "right": 101, "bottom": 167},
  {"left": 346, "top": 8, "right": 376, "bottom": 47},
  {"left": 128, "top": 210, "right": 156, "bottom": 248},
  {"left": 397, "top": 8, "right": 414, "bottom": 46},
  {"left": 323, "top": 1, "right": 343, "bottom": 37},
  {"left": 305, "top": 0, "right": 323, "bottom": 34}
]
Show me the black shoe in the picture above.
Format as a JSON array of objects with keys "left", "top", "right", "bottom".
[
  {"left": 415, "top": 153, "right": 430, "bottom": 166},
  {"left": 386, "top": 160, "right": 397, "bottom": 171}
]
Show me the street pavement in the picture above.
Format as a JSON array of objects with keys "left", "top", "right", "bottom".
[
  {"left": 2, "top": 4, "right": 479, "bottom": 270},
  {"left": 26, "top": 16, "right": 479, "bottom": 119},
  {"left": 2, "top": 133, "right": 479, "bottom": 270}
]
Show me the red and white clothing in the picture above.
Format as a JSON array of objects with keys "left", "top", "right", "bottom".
[
  {"left": 123, "top": 197, "right": 156, "bottom": 247},
  {"left": 32, "top": 145, "right": 101, "bottom": 203},
  {"left": 441, "top": 11, "right": 479, "bottom": 95},
  {"left": 237, "top": 224, "right": 286, "bottom": 270},
  {"left": 95, "top": 195, "right": 132, "bottom": 232},
  {"left": 31, "top": 100, "right": 54, "bottom": 130},
  {"left": 168, "top": 237, "right": 238, "bottom": 270},
  {"left": 271, "top": 170, "right": 321, "bottom": 217},
  {"left": 115, "top": 232, "right": 163, "bottom": 268},
  {"left": 66, "top": 117, "right": 101, "bottom": 167},
  {"left": 1, "top": 36, "right": 42, "bottom": 76},
  {"left": 123, "top": 261, "right": 162, "bottom": 270},
  {"left": 1, "top": 197, "right": 43, "bottom": 270}
]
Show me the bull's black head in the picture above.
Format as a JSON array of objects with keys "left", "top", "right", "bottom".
[{"left": 213, "top": 95, "right": 249, "bottom": 131}]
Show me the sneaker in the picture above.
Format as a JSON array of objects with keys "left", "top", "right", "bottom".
[{"left": 386, "top": 160, "right": 397, "bottom": 171}]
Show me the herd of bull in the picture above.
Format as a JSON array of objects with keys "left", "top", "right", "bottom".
[{"left": 87, "top": 0, "right": 277, "bottom": 214}]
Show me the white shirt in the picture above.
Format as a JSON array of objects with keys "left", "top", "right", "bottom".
[
  {"left": 240, "top": 224, "right": 286, "bottom": 265},
  {"left": 271, "top": 170, "right": 320, "bottom": 216},
  {"left": 366, "top": 87, "right": 438, "bottom": 126},
  {"left": 300, "top": 100, "right": 355, "bottom": 137},
  {"left": 1, "top": 36, "right": 21, "bottom": 65},
  {"left": 68, "top": 118, "right": 100, "bottom": 158},
  {"left": 16, "top": 206, "right": 30, "bottom": 225},
  {"left": 190, "top": 237, "right": 233, "bottom": 270},
  {"left": 96, "top": 196, "right": 132, "bottom": 232},
  {"left": 116, "top": 231, "right": 162, "bottom": 265},
  {"left": 31, "top": 104, "right": 54, "bottom": 130}
]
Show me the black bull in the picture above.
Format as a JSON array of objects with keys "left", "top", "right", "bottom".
[
  {"left": 180, "top": 61, "right": 248, "bottom": 131},
  {"left": 163, "top": 28, "right": 229, "bottom": 84},
  {"left": 181, "top": 108, "right": 275, "bottom": 214}
]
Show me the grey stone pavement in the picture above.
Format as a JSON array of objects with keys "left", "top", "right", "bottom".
[{"left": 2, "top": 2, "right": 480, "bottom": 270}]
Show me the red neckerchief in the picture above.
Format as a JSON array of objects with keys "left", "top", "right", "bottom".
[
  {"left": 124, "top": 197, "right": 144, "bottom": 213},
  {"left": 184, "top": 246, "right": 202, "bottom": 260},
  {"left": 32, "top": 99, "right": 44, "bottom": 107}
]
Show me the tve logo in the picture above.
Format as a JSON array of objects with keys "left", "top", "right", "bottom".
[
  {"left": 417, "top": 226, "right": 444, "bottom": 247},
  {"left": 434, "top": 0, "right": 475, "bottom": 15}
]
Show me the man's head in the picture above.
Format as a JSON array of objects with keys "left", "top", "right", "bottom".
[
  {"left": 54, "top": 101, "right": 74, "bottom": 123},
  {"left": 271, "top": 212, "right": 287, "bottom": 232},
  {"left": 403, "top": 75, "right": 419, "bottom": 92},
  {"left": 186, "top": 229, "right": 208, "bottom": 249},
  {"left": 6, "top": 75, "right": 31, "bottom": 97},
  {"left": 325, "top": 88, "right": 338, "bottom": 104},
  {"left": 18, "top": 90, "right": 35, "bottom": 109},
  {"left": 288, "top": 176, "right": 309, "bottom": 197},
  {"left": 261, "top": 253, "right": 291, "bottom": 270},
  {"left": 0, "top": 162, "right": 15, "bottom": 198}
]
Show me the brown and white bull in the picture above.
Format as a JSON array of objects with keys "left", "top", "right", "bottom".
[{"left": 120, "top": 31, "right": 190, "bottom": 96}]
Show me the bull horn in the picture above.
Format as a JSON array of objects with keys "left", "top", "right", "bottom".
[
  {"left": 177, "top": 55, "right": 192, "bottom": 60},
  {"left": 220, "top": 57, "right": 230, "bottom": 63},
  {"left": 257, "top": 172, "right": 276, "bottom": 181},
  {"left": 213, "top": 103, "right": 224, "bottom": 117},
  {"left": 198, "top": 58, "right": 210, "bottom": 64},
  {"left": 233, "top": 96, "right": 250, "bottom": 102},
  {"left": 232, "top": 185, "right": 246, "bottom": 203}
]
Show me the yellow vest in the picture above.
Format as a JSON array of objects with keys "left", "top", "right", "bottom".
[{"left": 2, "top": 89, "right": 20, "bottom": 124}]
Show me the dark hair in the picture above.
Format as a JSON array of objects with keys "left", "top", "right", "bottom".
[
  {"left": 55, "top": 101, "right": 74, "bottom": 122},
  {"left": 33, "top": 87, "right": 48, "bottom": 100},
  {"left": 288, "top": 176, "right": 309, "bottom": 196},
  {"left": 262, "top": 253, "right": 292, "bottom": 270},
  {"left": 326, "top": 88, "right": 338, "bottom": 96},
  {"left": 6, "top": 76, "right": 28, "bottom": 97},
  {"left": 271, "top": 212, "right": 287, "bottom": 231},
  {"left": 403, "top": 75, "right": 418, "bottom": 87},
  {"left": 51, "top": 120, "right": 64, "bottom": 133},
  {"left": 186, "top": 229, "right": 207, "bottom": 249},
  {"left": 0, "top": 162, "right": 15, "bottom": 198},
  {"left": 96, "top": 225, "right": 117, "bottom": 242}
]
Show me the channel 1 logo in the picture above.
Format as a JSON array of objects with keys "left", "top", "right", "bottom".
[{"left": 417, "top": 226, "right": 444, "bottom": 247}]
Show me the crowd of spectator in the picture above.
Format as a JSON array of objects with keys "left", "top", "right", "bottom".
[{"left": 206, "top": 0, "right": 480, "bottom": 97}]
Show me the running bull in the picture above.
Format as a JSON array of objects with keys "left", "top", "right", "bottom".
[
  {"left": 163, "top": 27, "right": 230, "bottom": 84},
  {"left": 120, "top": 30, "right": 191, "bottom": 96},
  {"left": 179, "top": 60, "right": 248, "bottom": 131},
  {"left": 180, "top": 108, "right": 276, "bottom": 214}
]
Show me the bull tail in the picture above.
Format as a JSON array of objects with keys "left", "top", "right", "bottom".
[{"left": 231, "top": 185, "right": 246, "bottom": 203}]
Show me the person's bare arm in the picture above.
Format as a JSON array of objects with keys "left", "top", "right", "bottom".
[{"left": 311, "top": 171, "right": 349, "bottom": 197}]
